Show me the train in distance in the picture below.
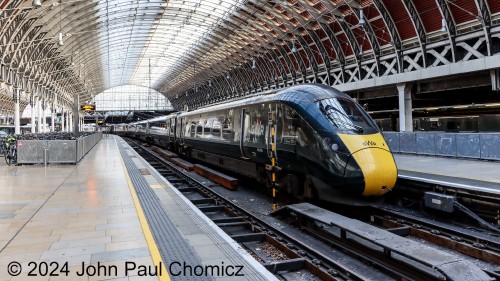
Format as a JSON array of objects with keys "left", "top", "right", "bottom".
[{"left": 115, "top": 84, "right": 397, "bottom": 202}]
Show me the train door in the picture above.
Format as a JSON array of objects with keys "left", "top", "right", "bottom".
[
  {"left": 178, "top": 117, "right": 184, "bottom": 143},
  {"left": 241, "top": 104, "right": 267, "bottom": 161},
  {"left": 239, "top": 109, "right": 250, "bottom": 159},
  {"left": 266, "top": 103, "right": 279, "bottom": 161}
]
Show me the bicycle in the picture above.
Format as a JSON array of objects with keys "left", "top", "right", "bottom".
[
  {"left": 4, "top": 136, "right": 17, "bottom": 166},
  {"left": 0, "top": 138, "right": 6, "bottom": 159}
]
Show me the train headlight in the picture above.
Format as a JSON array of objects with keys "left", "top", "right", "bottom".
[{"left": 331, "top": 143, "right": 339, "bottom": 151}]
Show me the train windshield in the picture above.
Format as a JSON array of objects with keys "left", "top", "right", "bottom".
[{"left": 317, "top": 98, "right": 377, "bottom": 134}]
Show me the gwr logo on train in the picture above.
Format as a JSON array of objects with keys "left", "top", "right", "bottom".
[{"left": 363, "top": 140, "right": 377, "bottom": 146}]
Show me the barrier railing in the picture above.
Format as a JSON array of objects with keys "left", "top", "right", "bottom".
[
  {"left": 383, "top": 132, "right": 500, "bottom": 161},
  {"left": 17, "top": 132, "right": 103, "bottom": 164}
]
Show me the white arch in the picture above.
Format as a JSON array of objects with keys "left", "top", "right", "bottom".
[{"left": 93, "top": 85, "right": 173, "bottom": 111}]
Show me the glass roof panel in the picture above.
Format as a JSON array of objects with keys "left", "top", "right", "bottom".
[{"left": 130, "top": 0, "right": 244, "bottom": 89}]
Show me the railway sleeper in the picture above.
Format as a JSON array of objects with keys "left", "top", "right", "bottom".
[
  {"left": 198, "top": 205, "right": 224, "bottom": 213},
  {"left": 190, "top": 198, "right": 215, "bottom": 205},
  {"left": 231, "top": 233, "right": 266, "bottom": 243},
  {"left": 217, "top": 221, "right": 250, "bottom": 228},
  {"left": 263, "top": 258, "right": 306, "bottom": 273},
  {"left": 176, "top": 187, "right": 198, "bottom": 193},
  {"left": 212, "top": 217, "right": 245, "bottom": 224}
]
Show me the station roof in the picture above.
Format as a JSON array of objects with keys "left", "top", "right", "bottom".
[{"left": 0, "top": 0, "right": 498, "bottom": 113}]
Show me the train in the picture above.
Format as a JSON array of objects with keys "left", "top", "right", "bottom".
[{"left": 115, "top": 84, "right": 397, "bottom": 201}]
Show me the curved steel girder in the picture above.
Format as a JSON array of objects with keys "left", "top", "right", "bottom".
[
  {"left": 435, "top": 0, "right": 457, "bottom": 62},
  {"left": 295, "top": 35, "right": 319, "bottom": 76},
  {"left": 266, "top": 3, "right": 321, "bottom": 76},
  {"left": 371, "top": 0, "right": 402, "bottom": 69},
  {"left": 473, "top": 0, "right": 492, "bottom": 55},
  {"left": 276, "top": 44, "right": 297, "bottom": 82},
  {"left": 400, "top": 0, "right": 427, "bottom": 67}
]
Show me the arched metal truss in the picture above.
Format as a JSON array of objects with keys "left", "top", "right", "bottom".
[{"left": 0, "top": 0, "right": 499, "bottom": 114}]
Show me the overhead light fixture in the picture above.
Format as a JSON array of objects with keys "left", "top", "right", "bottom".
[
  {"left": 441, "top": 18, "right": 447, "bottom": 32},
  {"left": 226, "top": 72, "right": 230, "bottom": 79},
  {"left": 359, "top": 9, "right": 366, "bottom": 25},
  {"left": 251, "top": 59, "right": 256, "bottom": 69},
  {"left": 291, "top": 41, "right": 297, "bottom": 53},
  {"left": 426, "top": 107, "right": 439, "bottom": 111},
  {"left": 33, "top": 0, "right": 41, "bottom": 8},
  {"left": 58, "top": 33, "right": 64, "bottom": 46},
  {"left": 485, "top": 103, "right": 500, "bottom": 107},
  {"left": 208, "top": 80, "right": 212, "bottom": 87},
  {"left": 453, "top": 105, "right": 468, "bottom": 109}
]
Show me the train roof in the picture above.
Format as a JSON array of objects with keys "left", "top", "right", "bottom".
[
  {"left": 179, "top": 84, "right": 346, "bottom": 117},
  {"left": 126, "top": 84, "right": 347, "bottom": 124}
]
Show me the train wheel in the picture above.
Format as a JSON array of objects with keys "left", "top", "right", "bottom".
[
  {"left": 256, "top": 166, "right": 267, "bottom": 185},
  {"left": 286, "top": 174, "right": 302, "bottom": 197},
  {"left": 303, "top": 177, "right": 317, "bottom": 200}
]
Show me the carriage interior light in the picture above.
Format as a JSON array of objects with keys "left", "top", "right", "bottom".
[
  {"left": 208, "top": 80, "right": 212, "bottom": 87},
  {"left": 33, "top": 0, "right": 42, "bottom": 8},
  {"left": 291, "top": 41, "right": 297, "bottom": 53},
  {"left": 359, "top": 9, "right": 365, "bottom": 25},
  {"left": 441, "top": 18, "right": 447, "bottom": 32},
  {"left": 251, "top": 59, "right": 256, "bottom": 69}
]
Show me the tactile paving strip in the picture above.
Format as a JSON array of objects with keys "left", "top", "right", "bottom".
[{"left": 117, "top": 141, "right": 213, "bottom": 281}]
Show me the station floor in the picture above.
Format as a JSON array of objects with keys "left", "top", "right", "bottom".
[
  {"left": 0, "top": 136, "right": 276, "bottom": 281},
  {"left": 394, "top": 154, "right": 500, "bottom": 193}
]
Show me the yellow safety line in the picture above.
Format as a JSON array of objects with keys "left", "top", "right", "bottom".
[
  {"left": 400, "top": 168, "right": 500, "bottom": 184},
  {"left": 119, "top": 153, "right": 170, "bottom": 281}
]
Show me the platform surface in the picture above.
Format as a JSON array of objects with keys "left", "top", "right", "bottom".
[
  {"left": 394, "top": 154, "right": 500, "bottom": 194},
  {"left": 0, "top": 136, "right": 276, "bottom": 281}
]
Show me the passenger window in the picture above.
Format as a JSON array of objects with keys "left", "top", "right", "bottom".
[
  {"left": 243, "top": 104, "right": 266, "bottom": 144},
  {"left": 196, "top": 120, "right": 203, "bottom": 137},
  {"left": 222, "top": 110, "right": 233, "bottom": 141},
  {"left": 283, "top": 106, "right": 298, "bottom": 137}
]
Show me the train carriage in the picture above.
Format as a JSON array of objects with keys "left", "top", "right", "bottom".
[{"left": 126, "top": 84, "right": 397, "bottom": 201}]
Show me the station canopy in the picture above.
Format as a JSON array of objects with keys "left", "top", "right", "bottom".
[{"left": 0, "top": 0, "right": 498, "bottom": 112}]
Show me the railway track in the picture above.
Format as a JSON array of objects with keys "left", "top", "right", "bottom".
[
  {"left": 126, "top": 139, "right": 381, "bottom": 281},
  {"left": 392, "top": 178, "right": 500, "bottom": 225},
  {"left": 123, "top": 137, "right": 498, "bottom": 280},
  {"left": 368, "top": 205, "right": 500, "bottom": 265}
]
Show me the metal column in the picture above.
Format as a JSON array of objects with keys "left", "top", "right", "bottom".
[
  {"left": 41, "top": 100, "right": 46, "bottom": 133},
  {"left": 30, "top": 95, "right": 35, "bottom": 133},
  {"left": 14, "top": 87, "right": 20, "bottom": 135},
  {"left": 61, "top": 109, "right": 65, "bottom": 133},
  {"left": 69, "top": 113, "right": 73, "bottom": 133},
  {"left": 73, "top": 94, "right": 79, "bottom": 134},
  {"left": 51, "top": 105, "right": 55, "bottom": 132},
  {"left": 36, "top": 97, "right": 42, "bottom": 133},
  {"left": 397, "top": 83, "right": 413, "bottom": 132}
]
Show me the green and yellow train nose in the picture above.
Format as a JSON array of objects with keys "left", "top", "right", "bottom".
[{"left": 338, "top": 133, "right": 398, "bottom": 196}]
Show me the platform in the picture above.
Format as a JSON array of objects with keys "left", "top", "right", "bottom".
[
  {"left": 0, "top": 135, "right": 276, "bottom": 281},
  {"left": 394, "top": 154, "right": 500, "bottom": 195}
]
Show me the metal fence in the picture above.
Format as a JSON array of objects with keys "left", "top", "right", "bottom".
[
  {"left": 383, "top": 132, "right": 500, "bottom": 161},
  {"left": 17, "top": 132, "right": 103, "bottom": 164}
]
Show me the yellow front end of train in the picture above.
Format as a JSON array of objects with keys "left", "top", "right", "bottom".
[{"left": 338, "top": 133, "right": 397, "bottom": 196}]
